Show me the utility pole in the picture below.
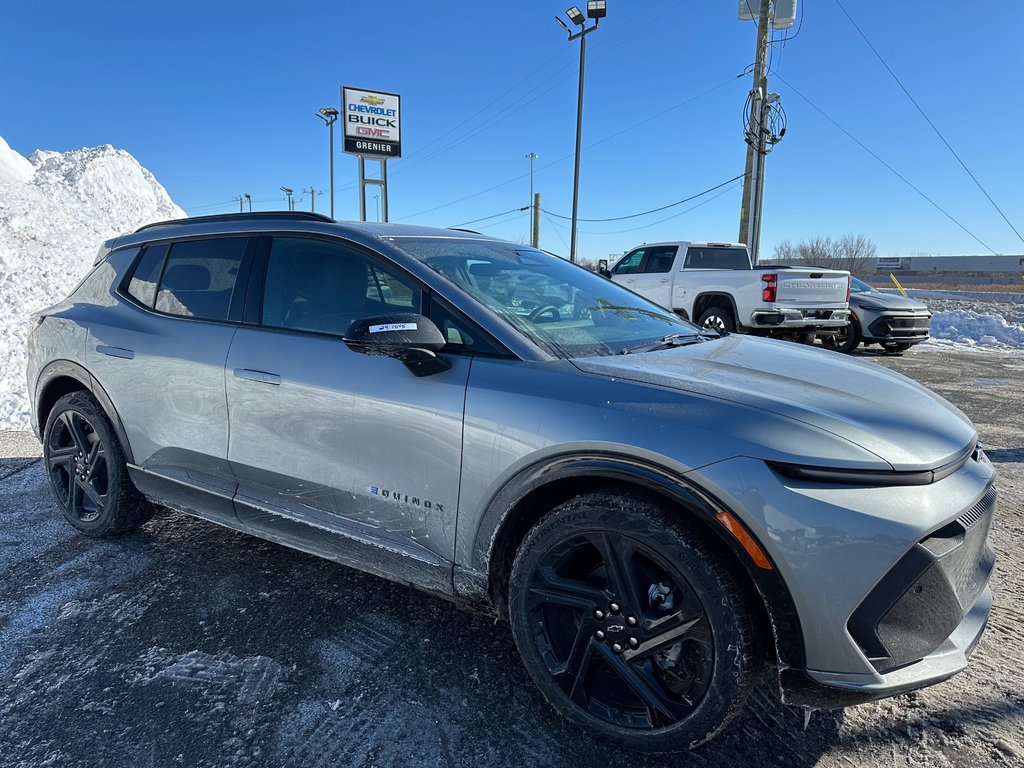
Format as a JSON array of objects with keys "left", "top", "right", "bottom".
[
  {"left": 738, "top": 0, "right": 773, "bottom": 264},
  {"left": 526, "top": 152, "right": 539, "bottom": 241},
  {"left": 304, "top": 187, "right": 322, "bottom": 213},
  {"left": 235, "top": 196, "right": 244, "bottom": 213},
  {"left": 532, "top": 192, "right": 541, "bottom": 248}
]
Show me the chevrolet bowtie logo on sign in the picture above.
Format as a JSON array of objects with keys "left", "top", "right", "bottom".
[{"left": 342, "top": 86, "right": 402, "bottom": 159}]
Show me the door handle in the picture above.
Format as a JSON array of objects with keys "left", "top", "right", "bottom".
[
  {"left": 658, "top": 279, "right": 670, "bottom": 284},
  {"left": 233, "top": 368, "right": 281, "bottom": 385},
  {"left": 96, "top": 345, "right": 134, "bottom": 360}
]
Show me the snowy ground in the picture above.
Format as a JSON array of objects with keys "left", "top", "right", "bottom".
[{"left": 0, "top": 348, "right": 1021, "bottom": 768}]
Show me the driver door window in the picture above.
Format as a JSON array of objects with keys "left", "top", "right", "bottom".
[
  {"left": 261, "top": 236, "right": 422, "bottom": 336},
  {"left": 613, "top": 249, "right": 645, "bottom": 275}
]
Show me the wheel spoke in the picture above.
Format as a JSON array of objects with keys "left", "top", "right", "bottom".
[
  {"left": 554, "top": 624, "right": 598, "bottom": 705},
  {"left": 625, "top": 615, "right": 708, "bottom": 662},
  {"left": 588, "top": 532, "right": 645, "bottom": 612},
  {"left": 528, "top": 565, "right": 607, "bottom": 610},
  {"left": 76, "top": 477, "right": 105, "bottom": 510},
  {"left": 62, "top": 412, "right": 91, "bottom": 456},
  {"left": 46, "top": 446, "right": 77, "bottom": 471},
  {"left": 593, "top": 642, "right": 689, "bottom": 726}
]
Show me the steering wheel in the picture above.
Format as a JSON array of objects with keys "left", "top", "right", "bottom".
[{"left": 528, "top": 305, "right": 561, "bottom": 322}]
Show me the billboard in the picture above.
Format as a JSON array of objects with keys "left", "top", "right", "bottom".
[{"left": 342, "top": 86, "right": 402, "bottom": 158}]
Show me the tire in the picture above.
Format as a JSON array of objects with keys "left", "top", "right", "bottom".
[
  {"left": 822, "top": 320, "right": 861, "bottom": 354},
  {"left": 881, "top": 342, "right": 912, "bottom": 354},
  {"left": 509, "top": 491, "right": 760, "bottom": 752},
  {"left": 697, "top": 305, "right": 735, "bottom": 335},
  {"left": 42, "top": 391, "right": 155, "bottom": 536}
]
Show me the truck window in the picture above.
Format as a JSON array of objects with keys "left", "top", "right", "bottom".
[
  {"left": 683, "top": 247, "right": 750, "bottom": 270},
  {"left": 642, "top": 246, "right": 678, "bottom": 274},
  {"left": 612, "top": 249, "right": 645, "bottom": 274}
]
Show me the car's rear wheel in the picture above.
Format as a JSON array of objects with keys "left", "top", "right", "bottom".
[
  {"left": 823, "top": 320, "right": 861, "bottom": 353},
  {"left": 43, "top": 391, "right": 154, "bottom": 536},
  {"left": 509, "top": 491, "right": 759, "bottom": 752},
  {"left": 697, "top": 305, "right": 735, "bottom": 334}
]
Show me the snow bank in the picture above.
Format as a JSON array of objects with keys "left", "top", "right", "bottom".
[
  {"left": 0, "top": 136, "right": 184, "bottom": 430},
  {"left": 926, "top": 309, "right": 1024, "bottom": 350}
]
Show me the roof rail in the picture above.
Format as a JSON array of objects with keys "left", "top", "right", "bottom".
[
  {"left": 448, "top": 227, "right": 482, "bottom": 235},
  {"left": 135, "top": 210, "right": 335, "bottom": 233}
]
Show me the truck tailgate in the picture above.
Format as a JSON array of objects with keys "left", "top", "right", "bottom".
[{"left": 775, "top": 270, "right": 849, "bottom": 306}]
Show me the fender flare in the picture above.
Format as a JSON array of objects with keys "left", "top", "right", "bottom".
[
  {"left": 466, "top": 452, "right": 805, "bottom": 670},
  {"left": 692, "top": 292, "right": 741, "bottom": 328},
  {"left": 34, "top": 359, "right": 136, "bottom": 465}
]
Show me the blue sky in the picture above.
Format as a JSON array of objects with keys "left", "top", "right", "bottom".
[{"left": 2, "top": 1, "right": 1021, "bottom": 260}]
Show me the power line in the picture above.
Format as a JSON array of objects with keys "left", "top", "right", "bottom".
[
  {"left": 775, "top": 74, "right": 999, "bottom": 256},
  {"left": 832, "top": 0, "right": 1022, "bottom": 248},
  {"left": 579, "top": 180, "right": 744, "bottom": 235},
  {"left": 450, "top": 207, "right": 529, "bottom": 228},
  {"left": 542, "top": 174, "right": 744, "bottom": 222},
  {"left": 541, "top": 210, "right": 571, "bottom": 251}
]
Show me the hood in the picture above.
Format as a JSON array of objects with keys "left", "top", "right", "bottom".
[
  {"left": 852, "top": 291, "right": 930, "bottom": 312},
  {"left": 573, "top": 335, "right": 975, "bottom": 470}
]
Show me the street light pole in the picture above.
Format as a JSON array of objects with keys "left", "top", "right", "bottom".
[
  {"left": 557, "top": 2, "right": 606, "bottom": 264},
  {"left": 526, "top": 152, "right": 539, "bottom": 241},
  {"left": 317, "top": 107, "right": 339, "bottom": 219}
]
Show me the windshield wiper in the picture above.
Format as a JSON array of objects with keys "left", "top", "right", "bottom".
[{"left": 619, "top": 333, "right": 707, "bottom": 355}]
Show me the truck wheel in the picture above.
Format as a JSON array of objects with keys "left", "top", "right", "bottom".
[
  {"left": 509, "top": 491, "right": 759, "bottom": 752},
  {"left": 698, "top": 305, "right": 735, "bottom": 334},
  {"left": 823, "top": 321, "right": 861, "bottom": 353}
]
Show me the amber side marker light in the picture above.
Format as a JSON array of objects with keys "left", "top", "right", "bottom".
[{"left": 715, "top": 511, "right": 773, "bottom": 570}]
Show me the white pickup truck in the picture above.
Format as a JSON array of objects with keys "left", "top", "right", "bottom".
[{"left": 603, "top": 241, "right": 850, "bottom": 340}]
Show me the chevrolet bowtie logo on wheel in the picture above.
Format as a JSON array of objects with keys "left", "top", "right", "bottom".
[{"left": 360, "top": 95, "right": 385, "bottom": 106}]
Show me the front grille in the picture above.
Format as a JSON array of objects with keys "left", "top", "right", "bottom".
[
  {"left": 958, "top": 486, "right": 995, "bottom": 530},
  {"left": 849, "top": 485, "right": 996, "bottom": 672}
]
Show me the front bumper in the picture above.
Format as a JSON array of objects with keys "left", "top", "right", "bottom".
[
  {"left": 862, "top": 310, "right": 932, "bottom": 343},
  {"left": 692, "top": 452, "right": 996, "bottom": 706}
]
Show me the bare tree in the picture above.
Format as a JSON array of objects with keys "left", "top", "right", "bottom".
[{"left": 771, "top": 234, "right": 877, "bottom": 278}]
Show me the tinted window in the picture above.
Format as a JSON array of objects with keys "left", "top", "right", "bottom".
[
  {"left": 612, "top": 249, "right": 644, "bottom": 275},
  {"left": 683, "top": 247, "right": 750, "bottom": 270},
  {"left": 642, "top": 246, "right": 678, "bottom": 274},
  {"left": 429, "top": 296, "right": 503, "bottom": 356},
  {"left": 155, "top": 238, "right": 246, "bottom": 320},
  {"left": 127, "top": 244, "right": 168, "bottom": 308},
  {"left": 261, "top": 236, "right": 422, "bottom": 336}
]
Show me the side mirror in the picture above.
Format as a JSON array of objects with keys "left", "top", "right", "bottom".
[
  {"left": 344, "top": 313, "right": 451, "bottom": 377},
  {"left": 598, "top": 259, "right": 611, "bottom": 278}
]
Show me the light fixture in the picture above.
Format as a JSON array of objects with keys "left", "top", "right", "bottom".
[
  {"left": 566, "top": 6, "right": 586, "bottom": 25},
  {"left": 319, "top": 106, "right": 339, "bottom": 118},
  {"left": 586, "top": 0, "right": 606, "bottom": 19},
  {"left": 554, "top": 14, "right": 570, "bottom": 32}
]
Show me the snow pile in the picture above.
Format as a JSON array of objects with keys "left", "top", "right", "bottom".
[
  {"left": 0, "top": 136, "right": 184, "bottom": 430},
  {"left": 926, "top": 309, "right": 1024, "bottom": 350}
]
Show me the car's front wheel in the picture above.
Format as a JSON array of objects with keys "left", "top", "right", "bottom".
[
  {"left": 509, "top": 491, "right": 759, "bottom": 752},
  {"left": 43, "top": 391, "right": 155, "bottom": 536}
]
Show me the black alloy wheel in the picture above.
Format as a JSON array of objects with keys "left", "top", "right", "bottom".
[
  {"left": 823, "top": 319, "right": 861, "bottom": 353},
  {"left": 43, "top": 391, "right": 154, "bottom": 536},
  {"left": 510, "top": 492, "right": 759, "bottom": 752}
]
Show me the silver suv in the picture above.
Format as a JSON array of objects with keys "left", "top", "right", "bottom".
[{"left": 27, "top": 213, "right": 995, "bottom": 752}]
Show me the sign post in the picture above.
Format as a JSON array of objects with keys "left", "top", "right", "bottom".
[{"left": 342, "top": 86, "right": 401, "bottom": 222}]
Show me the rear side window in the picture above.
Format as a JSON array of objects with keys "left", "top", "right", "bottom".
[
  {"left": 126, "top": 244, "right": 168, "bottom": 307},
  {"left": 642, "top": 246, "right": 678, "bottom": 274},
  {"left": 155, "top": 238, "right": 247, "bottom": 320}
]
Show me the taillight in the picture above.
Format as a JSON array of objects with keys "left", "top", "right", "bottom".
[
  {"left": 846, "top": 276, "right": 852, "bottom": 302},
  {"left": 761, "top": 272, "right": 777, "bottom": 302}
]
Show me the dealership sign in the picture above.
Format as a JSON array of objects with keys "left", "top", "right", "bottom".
[{"left": 342, "top": 86, "right": 401, "bottom": 158}]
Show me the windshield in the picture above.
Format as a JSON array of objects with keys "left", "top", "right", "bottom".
[
  {"left": 850, "top": 278, "right": 877, "bottom": 294},
  {"left": 389, "top": 237, "right": 703, "bottom": 357}
]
